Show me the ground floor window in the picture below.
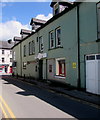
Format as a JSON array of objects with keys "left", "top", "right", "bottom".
[{"left": 56, "top": 58, "right": 66, "bottom": 77}]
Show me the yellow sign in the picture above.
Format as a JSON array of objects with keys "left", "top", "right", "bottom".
[{"left": 72, "top": 62, "right": 76, "bottom": 68}]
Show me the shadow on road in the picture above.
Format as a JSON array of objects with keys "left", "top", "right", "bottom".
[{"left": 2, "top": 75, "right": 100, "bottom": 119}]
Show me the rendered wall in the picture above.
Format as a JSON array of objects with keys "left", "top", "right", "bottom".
[{"left": 79, "top": 2, "right": 98, "bottom": 88}]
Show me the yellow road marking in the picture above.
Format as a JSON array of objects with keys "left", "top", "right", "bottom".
[
  {"left": 0, "top": 96, "right": 16, "bottom": 120},
  {"left": 0, "top": 102, "right": 9, "bottom": 119}
]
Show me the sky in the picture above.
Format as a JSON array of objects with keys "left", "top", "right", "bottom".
[
  {"left": 0, "top": 1, "right": 53, "bottom": 41},
  {"left": 0, "top": 0, "right": 97, "bottom": 41}
]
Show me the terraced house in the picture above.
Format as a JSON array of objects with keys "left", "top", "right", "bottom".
[{"left": 11, "top": 0, "right": 100, "bottom": 95}]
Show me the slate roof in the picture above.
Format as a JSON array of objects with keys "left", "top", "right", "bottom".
[
  {"left": 0, "top": 41, "right": 14, "bottom": 49},
  {"left": 13, "top": 36, "right": 22, "bottom": 41},
  {"left": 20, "top": 29, "right": 32, "bottom": 35},
  {"left": 30, "top": 18, "right": 46, "bottom": 26}
]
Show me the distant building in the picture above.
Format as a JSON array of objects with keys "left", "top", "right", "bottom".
[{"left": 0, "top": 41, "right": 14, "bottom": 74}]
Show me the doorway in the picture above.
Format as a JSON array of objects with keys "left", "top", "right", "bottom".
[{"left": 39, "top": 60, "right": 43, "bottom": 80}]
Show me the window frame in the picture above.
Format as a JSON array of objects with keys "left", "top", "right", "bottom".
[
  {"left": 29, "top": 42, "right": 32, "bottom": 55},
  {"left": 49, "top": 30, "right": 55, "bottom": 49},
  {"left": 55, "top": 27, "right": 61, "bottom": 47},
  {"left": 2, "top": 50, "right": 4, "bottom": 54},
  {"left": 10, "top": 58, "right": 12, "bottom": 62},
  {"left": 56, "top": 58, "right": 66, "bottom": 77},
  {"left": 39, "top": 36, "right": 43, "bottom": 52},
  {"left": 54, "top": 3, "right": 59, "bottom": 15},
  {"left": 24, "top": 45, "right": 26, "bottom": 57},
  {"left": 2, "top": 58, "right": 5, "bottom": 63},
  {"left": 32, "top": 40, "right": 35, "bottom": 54}
]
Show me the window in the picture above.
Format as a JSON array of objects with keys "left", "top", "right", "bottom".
[
  {"left": 96, "top": 55, "right": 100, "bottom": 60},
  {"left": 10, "top": 58, "right": 12, "bottom": 62},
  {"left": 56, "top": 27, "right": 61, "bottom": 47},
  {"left": 12, "top": 62, "right": 17, "bottom": 67},
  {"left": 29, "top": 42, "right": 32, "bottom": 55},
  {"left": 13, "top": 51, "right": 15, "bottom": 60},
  {"left": 32, "top": 41, "right": 35, "bottom": 54},
  {"left": 54, "top": 3, "right": 59, "bottom": 15},
  {"left": 39, "top": 36, "right": 43, "bottom": 52},
  {"left": 56, "top": 59, "right": 66, "bottom": 77},
  {"left": 23, "top": 62, "right": 27, "bottom": 69},
  {"left": 10, "top": 51, "right": 12, "bottom": 54},
  {"left": 49, "top": 65, "right": 52, "bottom": 72},
  {"left": 29, "top": 41, "right": 35, "bottom": 55},
  {"left": 2, "top": 50, "right": 4, "bottom": 54},
  {"left": 24, "top": 45, "right": 26, "bottom": 57},
  {"left": 2, "top": 58, "right": 5, "bottom": 63},
  {"left": 49, "top": 31, "right": 54, "bottom": 49},
  {"left": 86, "top": 55, "right": 95, "bottom": 60}
]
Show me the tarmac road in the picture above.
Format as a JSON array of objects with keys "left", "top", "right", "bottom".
[{"left": 0, "top": 76, "right": 100, "bottom": 119}]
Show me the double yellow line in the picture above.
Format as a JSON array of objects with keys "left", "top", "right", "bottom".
[{"left": 0, "top": 96, "right": 16, "bottom": 120}]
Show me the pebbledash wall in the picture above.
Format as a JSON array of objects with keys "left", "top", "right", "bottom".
[{"left": 12, "top": 1, "right": 100, "bottom": 89}]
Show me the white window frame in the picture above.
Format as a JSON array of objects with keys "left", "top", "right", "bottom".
[
  {"left": 54, "top": 3, "right": 59, "bottom": 15},
  {"left": 49, "top": 31, "right": 54, "bottom": 49},
  {"left": 39, "top": 36, "right": 43, "bottom": 52},
  {"left": 2, "top": 50, "right": 4, "bottom": 54},
  {"left": 29, "top": 42, "right": 32, "bottom": 55},
  {"left": 32, "top": 41, "right": 35, "bottom": 54},
  {"left": 56, "top": 58, "right": 66, "bottom": 77},
  {"left": 24, "top": 45, "right": 26, "bottom": 57},
  {"left": 13, "top": 51, "right": 15, "bottom": 61},
  {"left": 56, "top": 27, "right": 61, "bottom": 47}
]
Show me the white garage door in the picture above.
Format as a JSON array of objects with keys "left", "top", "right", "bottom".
[{"left": 86, "top": 54, "right": 100, "bottom": 95}]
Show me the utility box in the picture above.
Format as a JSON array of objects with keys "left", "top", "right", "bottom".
[{"left": 86, "top": 54, "right": 100, "bottom": 95}]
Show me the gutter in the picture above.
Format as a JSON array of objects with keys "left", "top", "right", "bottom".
[{"left": 20, "top": 42, "right": 22, "bottom": 76}]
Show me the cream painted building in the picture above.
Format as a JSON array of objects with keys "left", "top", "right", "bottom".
[{"left": 0, "top": 41, "right": 13, "bottom": 74}]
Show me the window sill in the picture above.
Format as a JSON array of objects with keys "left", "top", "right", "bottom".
[
  {"left": 48, "top": 46, "right": 63, "bottom": 51},
  {"left": 55, "top": 75, "right": 66, "bottom": 79}
]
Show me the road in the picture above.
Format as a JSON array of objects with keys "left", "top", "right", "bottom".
[{"left": 0, "top": 75, "right": 100, "bottom": 119}]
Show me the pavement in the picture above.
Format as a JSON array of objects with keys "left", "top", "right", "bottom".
[{"left": 1, "top": 75, "right": 100, "bottom": 108}]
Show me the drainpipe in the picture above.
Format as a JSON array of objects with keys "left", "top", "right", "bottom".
[
  {"left": 77, "top": 5, "right": 81, "bottom": 89},
  {"left": 20, "top": 42, "right": 22, "bottom": 77}
]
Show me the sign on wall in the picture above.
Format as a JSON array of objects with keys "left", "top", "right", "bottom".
[{"left": 72, "top": 62, "right": 77, "bottom": 69}]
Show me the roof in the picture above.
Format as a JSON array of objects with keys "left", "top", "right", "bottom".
[
  {"left": 13, "top": 36, "right": 22, "bottom": 41},
  {"left": 20, "top": 29, "right": 32, "bottom": 35},
  {"left": 0, "top": 41, "right": 14, "bottom": 49},
  {"left": 12, "top": 2, "right": 81, "bottom": 49},
  {"left": 50, "top": 0, "right": 73, "bottom": 7},
  {"left": 30, "top": 18, "right": 46, "bottom": 26}
]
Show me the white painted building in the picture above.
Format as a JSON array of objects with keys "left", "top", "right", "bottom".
[{"left": 0, "top": 41, "right": 13, "bottom": 74}]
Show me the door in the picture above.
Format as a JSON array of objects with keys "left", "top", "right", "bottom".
[
  {"left": 86, "top": 55, "right": 98, "bottom": 94},
  {"left": 39, "top": 60, "right": 43, "bottom": 80}
]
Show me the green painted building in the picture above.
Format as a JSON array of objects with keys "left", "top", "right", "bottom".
[{"left": 12, "top": 1, "right": 100, "bottom": 94}]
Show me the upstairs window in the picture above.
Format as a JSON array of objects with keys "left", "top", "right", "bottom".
[
  {"left": 10, "top": 58, "right": 12, "bottom": 62},
  {"left": 10, "top": 51, "right": 12, "bottom": 54},
  {"left": 56, "top": 27, "right": 61, "bottom": 47},
  {"left": 54, "top": 3, "right": 59, "bottom": 15},
  {"left": 2, "top": 58, "right": 5, "bottom": 63},
  {"left": 29, "top": 42, "right": 32, "bottom": 55},
  {"left": 24, "top": 45, "right": 26, "bottom": 57},
  {"left": 2, "top": 50, "right": 4, "bottom": 54},
  {"left": 29, "top": 41, "right": 35, "bottom": 55},
  {"left": 32, "top": 41, "right": 35, "bottom": 54},
  {"left": 39, "top": 36, "right": 43, "bottom": 52},
  {"left": 49, "top": 31, "right": 54, "bottom": 49}
]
